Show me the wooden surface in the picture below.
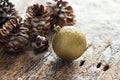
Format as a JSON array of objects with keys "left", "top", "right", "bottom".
[
  {"left": 0, "top": 0, "right": 120, "bottom": 80},
  {"left": 0, "top": 38, "right": 120, "bottom": 80}
]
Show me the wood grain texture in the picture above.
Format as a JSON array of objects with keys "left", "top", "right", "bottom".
[{"left": 0, "top": 37, "right": 120, "bottom": 80}]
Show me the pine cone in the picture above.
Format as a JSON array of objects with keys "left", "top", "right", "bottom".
[
  {"left": 24, "top": 4, "right": 50, "bottom": 53},
  {"left": 0, "top": 0, "right": 16, "bottom": 26},
  {"left": 25, "top": 4, "right": 50, "bottom": 37},
  {"left": 47, "top": 0, "right": 75, "bottom": 29},
  {"left": 0, "top": 17, "right": 29, "bottom": 53},
  {"left": 0, "top": 0, "right": 29, "bottom": 53}
]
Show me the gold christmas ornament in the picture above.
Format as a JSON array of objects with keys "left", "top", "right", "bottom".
[{"left": 52, "top": 26, "right": 87, "bottom": 60}]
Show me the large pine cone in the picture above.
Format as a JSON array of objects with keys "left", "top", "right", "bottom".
[
  {"left": 24, "top": 4, "right": 50, "bottom": 53},
  {"left": 25, "top": 4, "right": 50, "bottom": 37},
  {"left": 0, "top": 17, "right": 29, "bottom": 53},
  {"left": 47, "top": 0, "right": 75, "bottom": 29},
  {"left": 0, "top": 0, "right": 29, "bottom": 53}
]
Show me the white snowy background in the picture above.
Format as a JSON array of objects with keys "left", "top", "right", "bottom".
[{"left": 9, "top": 0, "right": 120, "bottom": 79}]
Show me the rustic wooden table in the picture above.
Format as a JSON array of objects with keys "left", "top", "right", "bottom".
[
  {"left": 0, "top": 0, "right": 120, "bottom": 80},
  {"left": 0, "top": 39, "right": 120, "bottom": 80}
]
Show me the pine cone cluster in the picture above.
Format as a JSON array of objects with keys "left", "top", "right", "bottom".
[
  {"left": 23, "top": 0, "right": 75, "bottom": 53},
  {"left": 0, "top": 0, "right": 75, "bottom": 54}
]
